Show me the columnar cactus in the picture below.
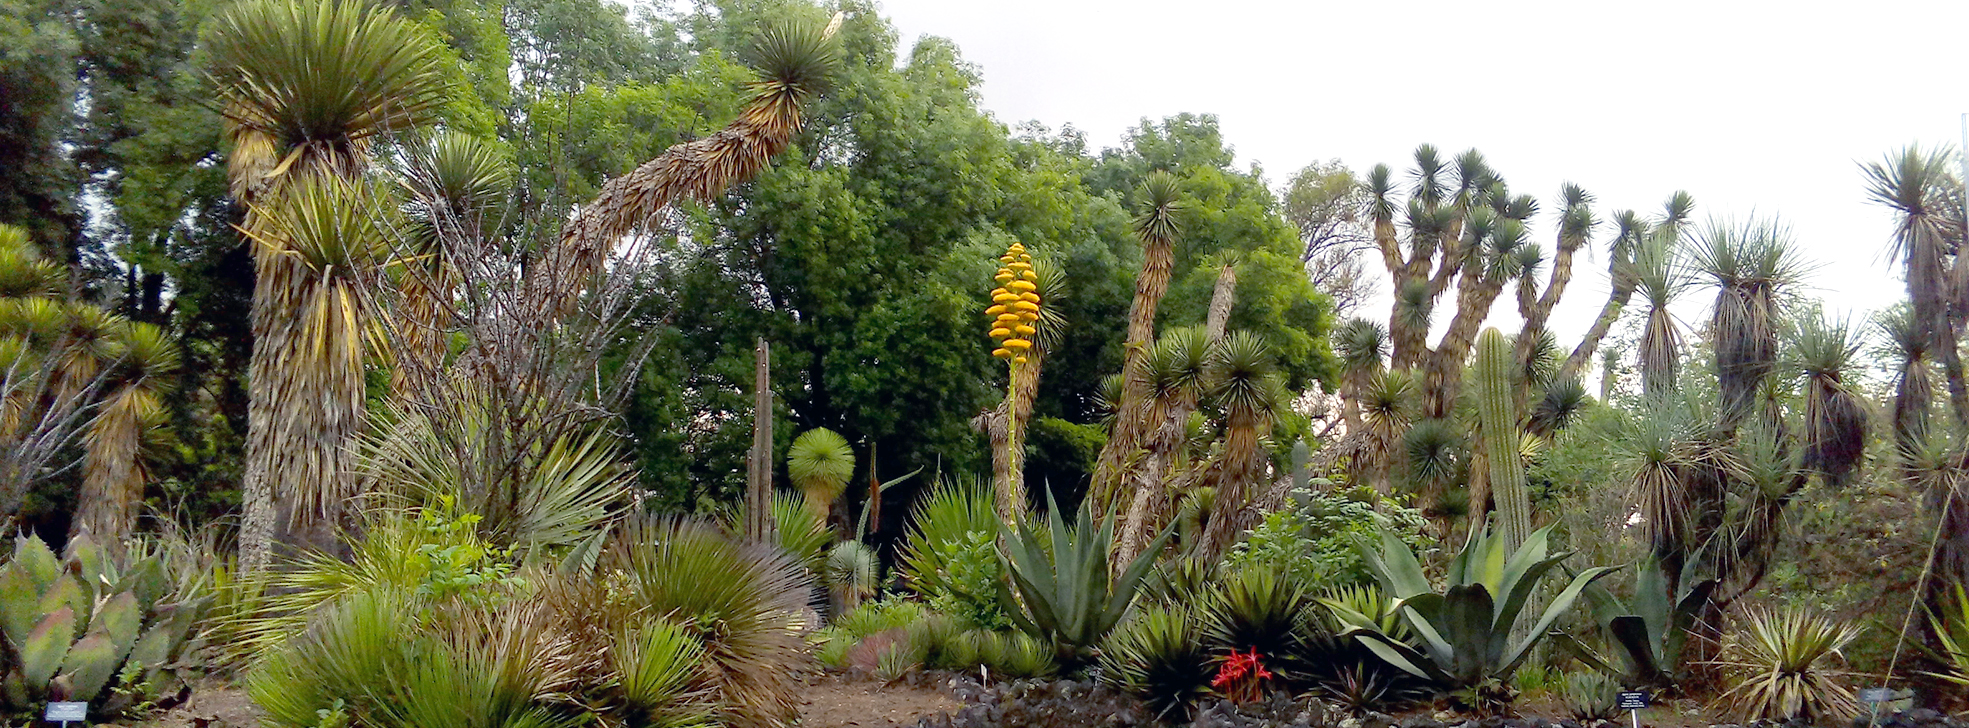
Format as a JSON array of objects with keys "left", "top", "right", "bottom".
[
  {"left": 0, "top": 534, "right": 207, "bottom": 716},
  {"left": 1473, "top": 327, "right": 1531, "bottom": 551}
]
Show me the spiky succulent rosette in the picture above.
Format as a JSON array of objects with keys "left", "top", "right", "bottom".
[{"left": 986, "top": 243, "right": 1042, "bottom": 365}]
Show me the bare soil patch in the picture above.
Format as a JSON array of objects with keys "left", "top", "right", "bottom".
[{"left": 799, "top": 673, "right": 959, "bottom": 728}]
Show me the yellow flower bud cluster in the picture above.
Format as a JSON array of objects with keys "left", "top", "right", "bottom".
[{"left": 986, "top": 242, "right": 1041, "bottom": 364}]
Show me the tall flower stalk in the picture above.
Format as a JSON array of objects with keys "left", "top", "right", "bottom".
[{"left": 986, "top": 242, "right": 1043, "bottom": 523}]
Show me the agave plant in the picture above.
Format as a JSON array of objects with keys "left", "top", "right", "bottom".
[
  {"left": 997, "top": 494, "right": 1171, "bottom": 666},
  {"left": 1552, "top": 557, "right": 1717, "bottom": 691},
  {"left": 1098, "top": 603, "right": 1213, "bottom": 720},
  {"left": 1714, "top": 607, "right": 1860, "bottom": 724},
  {"left": 1333, "top": 525, "right": 1619, "bottom": 714},
  {"left": 1200, "top": 565, "right": 1330, "bottom": 676},
  {"left": 0, "top": 534, "right": 208, "bottom": 717},
  {"left": 1561, "top": 671, "right": 1621, "bottom": 721}
]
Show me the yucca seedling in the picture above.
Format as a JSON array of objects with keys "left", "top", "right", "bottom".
[
  {"left": 823, "top": 541, "right": 879, "bottom": 616},
  {"left": 1098, "top": 604, "right": 1212, "bottom": 720},
  {"left": 612, "top": 617, "right": 711, "bottom": 727},
  {"left": 873, "top": 639, "right": 919, "bottom": 683},
  {"left": 1714, "top": 607, "right": 1860, "bottom": 724},
  {"left": 1923, "top": 583, "right": 1969, "bottom": 687}
]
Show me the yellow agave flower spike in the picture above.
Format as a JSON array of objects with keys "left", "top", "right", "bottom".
[{"left": 986, "top": 241, "right": 1041, "bottom": 364}]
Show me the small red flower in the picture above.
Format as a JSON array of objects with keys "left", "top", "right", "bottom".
[{"left": 1212, "top": 648, "right": 1273, "bottom": 703}]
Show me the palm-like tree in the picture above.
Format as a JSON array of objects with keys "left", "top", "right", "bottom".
[
  {"left": 71, "top": 321, "right": 178, "bottom": 544},
  {"left": 1197, "top": 332, "right": 1283, "bottom": 562},
  {"left": 1563, "top": 192, "right": 1694, "bottom": 380},
  {"left": 1332, "top": 318, "right": 1388, "bottom": 433},
  {"left": 1632, "top": 233, "right": 1690, "bottom": 398},
  {"left": 237, "top": 177, "right": 395, "bottom": 558},
  {"left": 1690, "top": 219, "right": 1807, "bottom": 431},
  {"left": 1091, "top": 171, "right": 1185, "bottom": 510},
  {"left": 1876, "top": 305, "right": 1933, "bottom": 456},
  {"left": 787, "top": 427, "right": 855, "bottom": 525},
  {"left": 1114, "top": 326, "right": 1210, "bottom": 563},
  {"left": 391, "top": 131, "right": 514, "bottom": 391},
  {"left": 1864, "top": 146, "right": 1967, "bottom": 426},
  {"left": 1792, "top": 315, "right": 1868, "bottom": 487},
  {"left": 206, "top": 0, "right": 453, "bottom": 569}
]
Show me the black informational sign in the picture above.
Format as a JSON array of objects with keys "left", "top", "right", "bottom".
[{"left": 1617, "top": 691, "right": 1651, "bottom": 710}]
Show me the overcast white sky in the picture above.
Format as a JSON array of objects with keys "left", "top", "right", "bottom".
[{"left": 875, "top": 0, "right": 1969, "bottom": 347}]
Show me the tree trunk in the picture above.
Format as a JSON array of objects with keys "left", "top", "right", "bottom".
[
  {"left": 1091, "top": 238, "right": 1174, "bottom": 511},
  {"left": 746, "top": 339, "right": 775, "bottom": 542},
  {"left": 987, "top": 348, "right": 1046, "bottom": 524},
  {"left": 1205, "top": 263, "right": 1237, "bottom": 338},
  {"left": 71, "top": 393, "right": 144, "bottom": 548},
  {"left": 1562, "top": 253, "right": 1638, "bottom": 382}
]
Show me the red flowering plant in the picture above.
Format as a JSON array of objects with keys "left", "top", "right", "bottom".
[{"left": 1211, "top": 647, "right": 1274, "bottom": 703}]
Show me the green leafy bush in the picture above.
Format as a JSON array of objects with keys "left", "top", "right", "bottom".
[
  {"left": 900, "top": 479, "right": 999, "bottom": 605},
  {"left": 1229, "top": 485, "right": 1430, "bottom": 590},
  {"left": 921, "top": 531, "right": 1008, "bottom": 630}
]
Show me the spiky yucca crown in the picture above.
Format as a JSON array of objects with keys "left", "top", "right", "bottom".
[
  {"left": 786, "top": 427, "right": 855, "bottom": 499},
  {"left": 986, "top": 242, "right": 1042, "bottom": 365},
  {"left": 205, "top": 0, "right": 453, "bottom": 193}
]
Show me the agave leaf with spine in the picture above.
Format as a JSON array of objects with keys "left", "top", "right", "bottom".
[{"left": 997, "top": 491, "right": 1172, "bottom": 666}]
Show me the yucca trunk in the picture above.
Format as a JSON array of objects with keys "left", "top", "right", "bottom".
[
  {"left": 1204, "top": 263, "right": 1237, "bottom": 338},
  {"left": 240, "top": 246, "right": 371, "bottom": 566},
  {"left": 1197, "top": 413, "right": 1267, "bottom": 564},
  {"left": 1091, "top": 176, "right": 1182, "bottom": 512},
  {"left": 1115, "top": 390, "right": 1184, "bottom": 567},
  {"left": 1422, "top": 276, "right": 1507, "bottom": 418},
  {"left": 1515, "top": 222, "right": 1586, "bottom": 401},
  {"left": 1893, "top": 354, "right": 1932, "bottom": 457},
  {"left": 70, "top": 388, "right": 153, "bottom": 544},
  {"left": 1561, "top": 250, "right": 1638, "bottom": 382}
]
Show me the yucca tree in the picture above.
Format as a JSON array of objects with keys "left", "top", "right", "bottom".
[
  {"left": 1631, "top": 233, "right": 1690, "bottom": 399},
  {"left": 1863, "top": 146, "right": 1967, "bottom": 426},
  {"left": 1564, "top": 193, "right": 1695, "bottom": 380},
  {"left": 1332, "top": 318, "right": 1388, "bottom": 433},
  {"left": 1092, "top": 171, "right": 1185, "bottom": 512},
  {"left": 1115, "top": 327, "right": 1210, "bottom": 565},
  {"left": 206, "top": 0, "right": 454, "bottom": 570},
  {"left": 1792, "top": 315, "right": 1868, "bottom": 487},
  {"left": 1691, "top": 219, "right": 1807, "bottom": 432},
  {"left": 538, "top": 15, "right": 843, "bottom": 317},
  {"left": 1357, "top": 369, "right": 1417, "bottom": 494},
  {"left": 787, "top": 427, "right": 855, "bottom": 525},
  {"left": 71, "top": 321, "right": 179, "bottom": 544},
  {"left": 1197, "top": 332, "right": 1284, "bottom": 562},
  {"left": 391, "top": 131, "right": 514, "bottom": 390},
  {"left": 237, "top": 177, "right": 397, "bottom": 561},
  {"left": 1876, "top": 305, "right": 1933, "bottom": 457}
]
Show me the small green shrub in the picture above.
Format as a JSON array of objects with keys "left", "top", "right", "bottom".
[
  {"left": 922, "top": 531, "right": 1009, "bottom": 630},
  {"left": 1229, "top": 485, "right": 1430, "bottom": 590}
]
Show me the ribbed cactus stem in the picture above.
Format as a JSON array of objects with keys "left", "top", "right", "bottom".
[
  {"left": 1291, "top": 437, "right": 1310, "bottom": 494},
  {"left": 1474, "top": 328, "right": 1531, "bottom": 551}
]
